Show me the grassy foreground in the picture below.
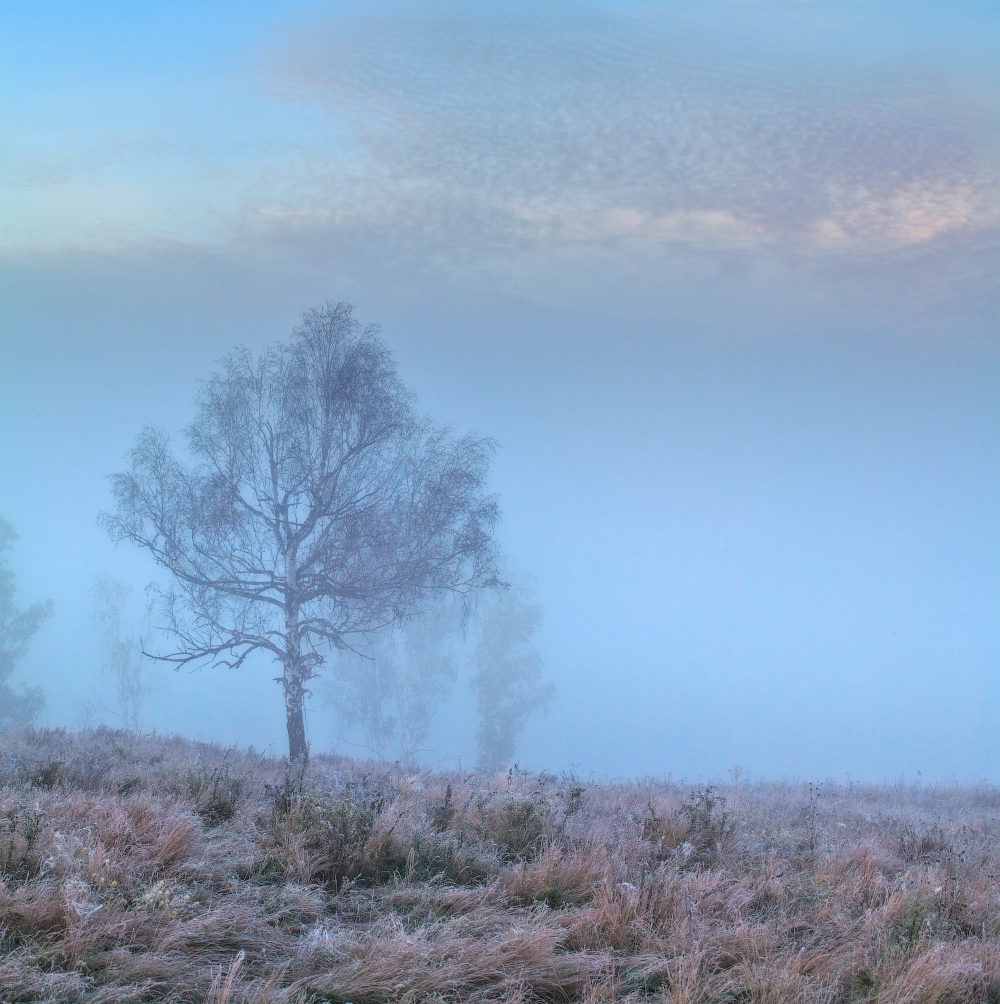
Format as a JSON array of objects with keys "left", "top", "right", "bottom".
[{"left": 0, "top": 729, "right": 998, "bottom": 1003}]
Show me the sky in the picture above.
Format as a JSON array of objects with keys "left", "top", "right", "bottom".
[{"left": 1, "top": 0, "right": 997, "bottom": 781}]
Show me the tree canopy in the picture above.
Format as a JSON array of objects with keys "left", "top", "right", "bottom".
[{"left": 102, "top": 302, "right": 501, "bottom": 759}]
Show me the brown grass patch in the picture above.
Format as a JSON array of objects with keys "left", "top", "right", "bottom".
[{"left": 0, "top": 728, "right": 997, "bottom": 1002}]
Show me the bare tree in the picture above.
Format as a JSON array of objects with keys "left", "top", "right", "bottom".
[
  {"left": 101, "top": 302, "right": 500, "bottom": 760},
  {"left": 0, "top": 517, "right": 52, "bottom": 729},
  {"left": 470, "top": 581, "right": 554, "bottom": 773}
]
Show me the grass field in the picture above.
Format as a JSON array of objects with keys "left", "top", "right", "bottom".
[{"left": 0, "top": 728, "right": 997, "bottom": 1003}]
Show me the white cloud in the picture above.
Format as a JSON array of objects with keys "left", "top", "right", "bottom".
[{"left": 815, "top": 181, "right": 994, "bottom": 250}]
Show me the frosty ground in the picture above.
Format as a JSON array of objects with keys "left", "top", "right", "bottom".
[{"left": 0, "top": 729, "right": 997, "bottom": 1003}]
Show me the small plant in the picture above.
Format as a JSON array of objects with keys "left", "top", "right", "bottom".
[
  {"left": 186, "top": 752, "right": 245, "bottom": 826},
  {"left": 265, "top": 764, "right": 397, "bottom": 886},
  {"left": 852, "top": 969, "right": 877, "bottom": 996},
  {"left": 268, "top": 750, "right": 312, "bottom": 817},
  {"left": 31, "top": 758, "right": 63, "bottom": 790},
  {"left": 553, "top": 776, "right": 587, "bottom": 841},
  {"left": 893, "top": 896, "right": 946, "bottom": 946},
  {"left": 560, "top": 772, "right": 586, "bottom": 817},
  {"left": 430, "top": 783, "right": 456, "bottom": 832},
  {"left": 407, "top": 831, "right": 491, "bottom": 884},
  {"left": 805, "top": 781, "right": 821, "bottom": 857},
  {"left": 636, "top": 799, "right": 687, "bottom": 857},
  {"left": 0, "top": 801, "right": 45, "bottom": 879},
  {"left": 615, "top": 968, "right": 670, "bottom": 995},
  {"left": 641, "top": 799, "right": 663, "bottom": 841},
  {"left": 473, "top": 790, "right": 547, "bottom": 861},
  {"left": 896, "top": 825, "right": 949, "bottom": 864},
  {"left": 709, "top": 989, "right": 751, "bottom": 1004},
  {"left": 678, "top": 784, "right": 730, "bottom": 867},
  {"left": 134, "top": 878, "right": 189, "bottom": 917}
]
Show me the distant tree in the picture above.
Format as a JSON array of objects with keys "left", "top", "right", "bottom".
[
  {"left": 0, "top": 517, "right": 52, "bottom": 729},
  {"left": 328, "top": 628, "right": 400, "bottom": 758},
  {"left": 470, "top": 581, "right": 554, "bottom": 772},
  {"left": 101, "top": 302, "right": 500, "bottom": 760},
  {"left": 327, "top": 604, "right": 459, "bottom": 763},
  {"left": 92, "top": 576, "right": 156, "bottom": 730},
  {"left": 396, "top": 607, "right": 460, "bottom": 763}
]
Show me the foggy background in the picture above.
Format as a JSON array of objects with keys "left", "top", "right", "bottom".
[{"left": 1, "top": 0, "right": 997, "bottom": 781}]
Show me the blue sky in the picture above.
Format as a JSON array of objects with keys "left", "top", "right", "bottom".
[{"left": 1, "top": 0, "right": 997, "bottom": 779}]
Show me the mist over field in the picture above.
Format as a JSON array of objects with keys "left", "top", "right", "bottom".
[{"left": 1, "top": 0, "right": 998, "bottom": 781}]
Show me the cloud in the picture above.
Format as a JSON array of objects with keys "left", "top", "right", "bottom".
[
  {"left": 265, "top": 3, "right": 998, "bottom": 265},
  {"left": 3, "top": 0, "right": 995, "bottom": 330},
  {"left": 815, "top": 180, "right": 994, "bottom": 249}
]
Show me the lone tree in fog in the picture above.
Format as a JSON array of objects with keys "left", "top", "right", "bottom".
[{"left": 101, "top": 303, "right": 500, "bottom": 760}]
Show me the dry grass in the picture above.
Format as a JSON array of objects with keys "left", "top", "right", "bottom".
[{"left": 0, "top": 729, "right": 997, "bottom": 1002}]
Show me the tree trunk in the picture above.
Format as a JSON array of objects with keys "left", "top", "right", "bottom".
[
  {"left": 282, "top": 563, "right": 308, "bottom": 761},
  {"left": 283, "top": 673, "right": 308, "bottom": 762}
]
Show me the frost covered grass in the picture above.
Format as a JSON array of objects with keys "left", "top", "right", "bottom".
[{"left": 0, "top": 728, "right": 998, "bottom": 1002}]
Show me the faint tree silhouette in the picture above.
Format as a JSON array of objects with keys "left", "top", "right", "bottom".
[
  {"left": 92, "top": 576, "right": 156, "bottom": 730},
  {"left": 471, "top": 580, "right": 554, "bottom": 772},
  {"left": 0, "top": 517, "right": 52, "bottom": 728},
  {"left": 327, "top": 603, "right": 459, "bottom": 764}
]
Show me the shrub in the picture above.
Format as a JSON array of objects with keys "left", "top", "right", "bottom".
[
  {"left": 407, "top": 831, "right": 493, "bottom": 885},
  {"left": 678, "top": 784, "right": 731, "bottom": 867},
  {"left": 185, "top": 753, "right": 247, "bottom": 827},
  {"left": 265, "top": 764, "right": 399, "bottom": 886},
  {"left": 471, "top": 790, "right": 548, "bottom": 861},
  {"left": 639, "top": 798, "right": 689, "bottom": 858}
]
